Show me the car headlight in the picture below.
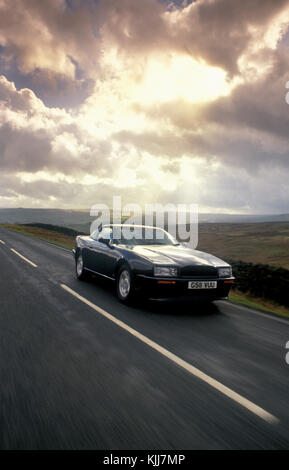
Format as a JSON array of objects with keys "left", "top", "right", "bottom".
[
  {"left": 154, "top": 266, "right": 178, "bottom": 277},
  {"left": 218, "top": 267, "right": 232, "bottom": 278}
]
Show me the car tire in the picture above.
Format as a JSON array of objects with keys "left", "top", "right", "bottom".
[
  {"left": 116, "top": 265, "right": 135, "bottom": 302},
  {"left": 75, "top": 252, "right": 89, "bottom": 281}
]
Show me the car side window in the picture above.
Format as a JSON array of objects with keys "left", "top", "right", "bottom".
[
  {"left": 98, "top": 227, "right": 112, "bottom": 242},
  {"left": 91, "top": 230, "right": 99, "bottom": 240}
]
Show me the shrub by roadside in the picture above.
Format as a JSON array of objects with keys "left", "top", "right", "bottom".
[{"left": 229, "top": 260, "right": 289, "bottom": 308}]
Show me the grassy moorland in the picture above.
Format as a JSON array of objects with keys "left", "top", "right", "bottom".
[{"left": 197, "top": 222, "right": 289, "bottom": 270}]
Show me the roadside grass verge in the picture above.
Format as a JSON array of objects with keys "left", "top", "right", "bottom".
[
  {"left": 229, "top": 289, "right": 289, "bottom": 319},
  {"left": 0, "top": 224, "right": 75, "bottom": 250}
]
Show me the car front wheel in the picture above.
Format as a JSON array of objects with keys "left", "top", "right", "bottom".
[
  {"left": 116, "top": 266, "right": 135, "bottom": 302},
  {"left": 75, "top": 253, "right": 89, "bottom": 281}
]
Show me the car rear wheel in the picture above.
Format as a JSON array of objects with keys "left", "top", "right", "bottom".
[
  {"left": 116, "top": 266, "right": 135, "bottom": 302},
  {"left": 75, "top": 253, "right": 89, "bottom": 281}
]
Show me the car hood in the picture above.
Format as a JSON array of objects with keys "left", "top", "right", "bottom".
[{"left": 130, "top": 244, "right": 229, "bottom": 267}]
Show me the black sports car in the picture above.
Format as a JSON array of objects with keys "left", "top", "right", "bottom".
[{"left": 73, "top": 224, "right": 234, "bottom": 303}]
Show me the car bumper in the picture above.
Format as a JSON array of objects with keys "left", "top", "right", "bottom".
[{"left": 136, "top": 275, "right": 235, "bottom": 300}]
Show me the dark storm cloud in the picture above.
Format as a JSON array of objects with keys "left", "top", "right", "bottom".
[
  {"left": 0, "top": 123, "right": 52, "bottom": 172},
  {"left": 0, "top": 0, "right": 98, "bottom": 66},
  {"left": 175, "top": 0, "right": 289, "bottom": 73},
  {"left": 0, "top": 119, "right": 113, "bottom": 175},
  {"left": 96, "top": 0, "right": 289, "bottom": 74},
  {"left": 1, "top": 65, "right": 95, "bottom": 109},
  {"left": 0, "top": 75, "right": 113, "bottom": 176},
  {"left": 0, "top": 0, "right": 99, "bottom": 106}
]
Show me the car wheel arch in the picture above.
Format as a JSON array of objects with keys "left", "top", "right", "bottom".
[{"left": 114, "top": 259, "right": 131, "bottom": 279}]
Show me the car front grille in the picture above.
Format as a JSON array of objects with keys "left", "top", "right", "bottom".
[{"left": 180, "top": 265, "right": 218, "bottom": 278}]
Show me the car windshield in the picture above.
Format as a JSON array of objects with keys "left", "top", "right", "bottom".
[{"left": 110, "top": 227, "right": 179, "bottom": 246}]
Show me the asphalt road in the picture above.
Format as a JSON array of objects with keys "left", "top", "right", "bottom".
[{"left": 1, "top": 226, "right": 289, "bottom": 450}]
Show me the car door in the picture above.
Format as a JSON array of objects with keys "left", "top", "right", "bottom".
[
  {"left": 87, "top": 227, "right": 118, "bottom": 277},
  {"left": 84, "top": 230, "right": 103, "bottom": 271},
  {"left": 98, "top": 227, "right": 122, "bottom": 277}
]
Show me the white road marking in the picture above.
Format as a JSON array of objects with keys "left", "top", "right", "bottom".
[
  {"left": 61, "top": 283, "right": 279, "bottom": 425},
  {"left": 10, "top": 248, "right": 37, "bottom": 268},
  {"left": 0, "top": 239, "right": 6, "bottom": 245}
]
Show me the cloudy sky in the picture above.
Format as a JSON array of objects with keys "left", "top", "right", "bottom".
[{"left": 0, "top": 0, "right": 289, "bottom": 213}]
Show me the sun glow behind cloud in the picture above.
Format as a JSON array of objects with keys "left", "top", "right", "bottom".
[
  {"left": 79, "top": 48, "right": 233, "bottom": 134},
  {"left": 134, "top": 55, "right": 231, "bottom": 104}
]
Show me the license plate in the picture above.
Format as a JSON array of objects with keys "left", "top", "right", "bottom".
[{"left": 188, "top": 281, "right": 217, "bottom": 289}]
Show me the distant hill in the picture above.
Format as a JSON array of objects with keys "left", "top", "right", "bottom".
[
  {"left": 0, "top": 208, "right": 289, "bottom": 230},
  {"left": 198, "top": 213, "right": 289, "bottom": 223},
  {"left": 20, "top": 223, "right": 85, "bottom": 237},
  {"left": 0, "top": 208, "right": 93, "bottom": 233}
]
